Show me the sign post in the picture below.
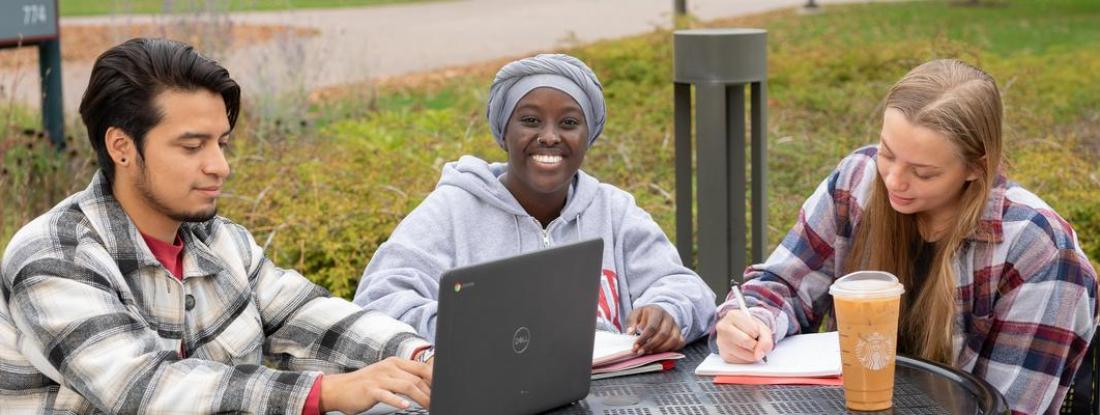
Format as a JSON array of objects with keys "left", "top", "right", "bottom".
[{"left": 2, "top": 0, "right": 64, "bottom": 149}]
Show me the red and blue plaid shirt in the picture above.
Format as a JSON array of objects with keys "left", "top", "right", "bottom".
[{"left": 714, "top": 146, "right": 1097, "bottom": 414}]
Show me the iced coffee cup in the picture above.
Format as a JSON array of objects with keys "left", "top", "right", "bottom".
[{"left": 829, "top": 271, "right": 905, "bottom": 412}]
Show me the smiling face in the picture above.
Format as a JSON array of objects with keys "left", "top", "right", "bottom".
[
  {"left": 877, "top": 108, "right": 977, "bottom": 224},
  {"left": 130, "top": 89, "right": 232, "bottom": 224},
  {"left": 501, "top": 87, "right": 589, "bottom": 211}
]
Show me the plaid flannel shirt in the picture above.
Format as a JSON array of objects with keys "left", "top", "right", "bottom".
[
  {"left": 0, "top": 172, "right": 430, "bottom": 414},
  {"left": 713, "top": 146, "right": 1097, "bottom": 414}
]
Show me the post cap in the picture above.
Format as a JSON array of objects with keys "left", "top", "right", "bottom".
[{"left": 674, "top": 28, "right": 767, "bottom": 84}]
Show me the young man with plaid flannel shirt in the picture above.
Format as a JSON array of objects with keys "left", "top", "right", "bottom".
[{"left": 0, "top": 38, "right": 434, "bottom": 414}]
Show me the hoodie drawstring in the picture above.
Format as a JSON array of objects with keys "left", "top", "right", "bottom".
[
  {"left": 513, "top": 215, "right": 523, "bottom": 254},
  {"left": 576, "top": 213, "right": 583, "bottom": 242}
]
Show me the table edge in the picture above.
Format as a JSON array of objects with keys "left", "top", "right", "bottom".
[{"left": 896, "top": 355, "right": 1010, "bottom": 415}]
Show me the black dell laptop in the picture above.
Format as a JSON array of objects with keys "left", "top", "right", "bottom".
[{"left": 429, "top": 238, "right": 604, "bottom": 415}]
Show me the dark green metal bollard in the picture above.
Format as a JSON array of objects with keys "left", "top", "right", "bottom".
[
  {"left": 38, "top": 38, "right": 65, "bottom": 149},
  {"left": 3, "top": 0, "right": 64, "bottom": 149},
  {"left": 673, "top": 29, "right": 768, "bottom": 301}
]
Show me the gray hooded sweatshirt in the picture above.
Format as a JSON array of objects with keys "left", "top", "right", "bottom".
[{"left": 354, "top": 155, "right": 716, "bottom": 343}]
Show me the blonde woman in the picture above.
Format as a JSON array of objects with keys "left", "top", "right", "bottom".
[{"left": 713, "top": 59, "right": 1097, "bottom": 414}]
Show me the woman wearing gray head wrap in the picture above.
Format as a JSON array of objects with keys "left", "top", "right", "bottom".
[
  {"left": 487, "top": 53, "right": 606, "bottom": 148},
  {"left": 356, "top": 54, "right": 716, "bottom": 358}
]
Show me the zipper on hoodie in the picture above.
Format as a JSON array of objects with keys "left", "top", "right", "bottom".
[
  {"left": 532, "top": 218, "right": 552, "bottom": 247},
  {"left": 533, "top": 217, "right": 572, "bottom": 248}
]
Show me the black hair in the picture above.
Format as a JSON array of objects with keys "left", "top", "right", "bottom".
[{"left": 78, "top": 37, "right": 240, "bottom": 181}]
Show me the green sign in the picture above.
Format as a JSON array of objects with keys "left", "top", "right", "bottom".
[{"left": 1, "top": 0, "right": 59, "bottom": 47}]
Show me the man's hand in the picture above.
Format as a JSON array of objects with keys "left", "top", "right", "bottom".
[
  {"left": 715, "top": 310, "right": 774, "bottom": 363},
  {"left": 626, "top": 305, "right": 685, "bottom": 355},
  {"left": 318, "top": 356, "right": 433, "bottom": 413}
]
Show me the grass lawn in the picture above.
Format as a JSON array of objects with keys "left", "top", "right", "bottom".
[
  {"left": 58, "top": 0, "right": 439, "bottom": 16},
  {"left": 4, "top": 0, "right": 1098, "bottom": 297},
  {"left": 217, "top": 0, "right": 1100, "bottom": 297}
]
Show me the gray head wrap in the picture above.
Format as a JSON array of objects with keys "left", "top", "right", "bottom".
[{"left": 486, "top": 54, "right": 606, "bottom": 149}]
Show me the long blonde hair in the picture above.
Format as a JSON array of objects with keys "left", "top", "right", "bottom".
[{"left": 845, "top": 59, "right": 1003, "bottom": 365}]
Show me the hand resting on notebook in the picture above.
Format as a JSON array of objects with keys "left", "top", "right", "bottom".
[{"left": 626, "top": 305, "right": 685, "bottom": 354}]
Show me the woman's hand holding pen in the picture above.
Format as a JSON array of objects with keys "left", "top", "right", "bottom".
[{"left": 716, "top": 309, "right": 774, "bottom": 363}]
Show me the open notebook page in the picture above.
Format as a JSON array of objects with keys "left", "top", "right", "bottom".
[
  {"left": 694, "top": 331, "right": 842, "bottom": 377},
  {"left": 592, "top": 330, "right": 639, "bottom": 366}
]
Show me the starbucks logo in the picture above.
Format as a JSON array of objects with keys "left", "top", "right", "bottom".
[{"left": 855, "top": 332, "right": 894, "bottom": 370}]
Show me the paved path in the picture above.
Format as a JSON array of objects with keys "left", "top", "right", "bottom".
[{"left": 2, "top": 0, "right": 863, "bottom": 113}]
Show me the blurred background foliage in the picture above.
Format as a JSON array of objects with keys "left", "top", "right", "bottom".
[{"left": 2, "top": 0, "right": 1097, "bottom": 298}]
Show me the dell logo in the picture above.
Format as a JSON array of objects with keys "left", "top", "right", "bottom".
[{"left": 512, "top": 327, "right": 531, "bottom": 354}]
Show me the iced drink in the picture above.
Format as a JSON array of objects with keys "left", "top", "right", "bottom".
[{"left": 830, "top": 271, "right": 905, "bottom": 412}]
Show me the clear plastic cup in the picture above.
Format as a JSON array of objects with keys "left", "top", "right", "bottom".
[{"left": 830, "top": 271, "right": 905, "bottom": 412}]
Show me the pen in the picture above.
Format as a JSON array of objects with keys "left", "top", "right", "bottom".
[{"left": 731, "top": 284, "right": 768, "bottom": 363}]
